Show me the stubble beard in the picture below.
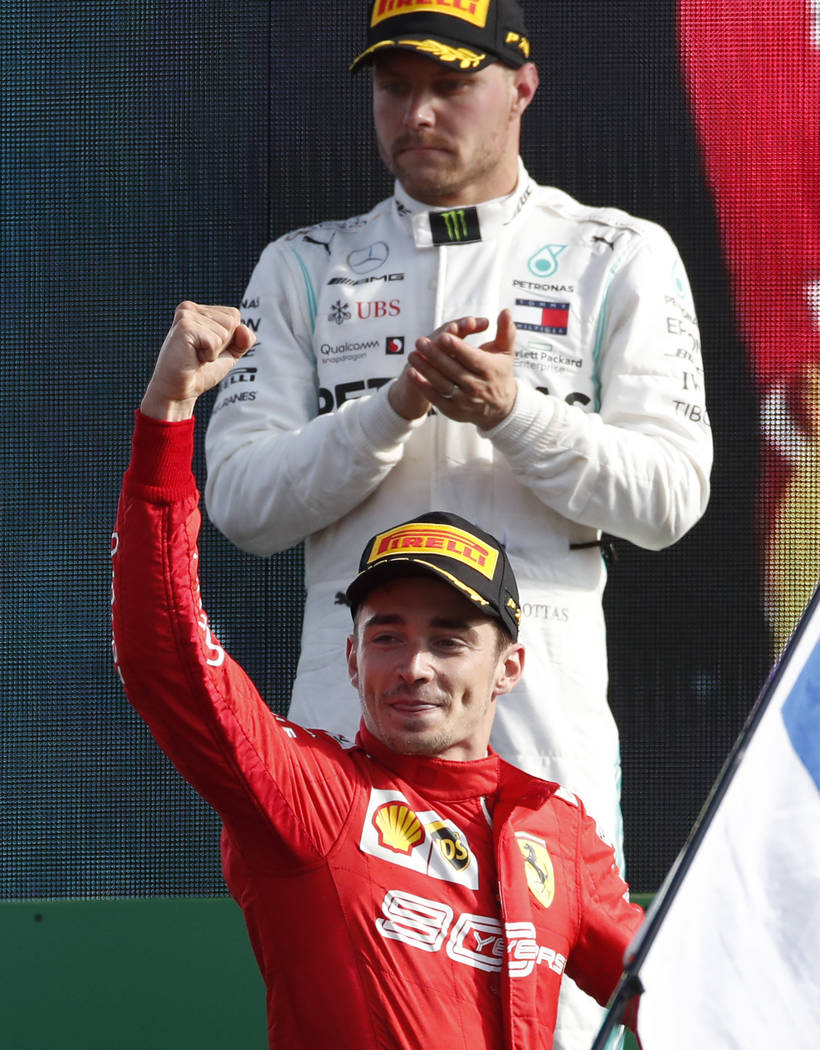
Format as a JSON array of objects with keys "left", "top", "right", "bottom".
[
  {"left": 385, "top": 722, "right": 453, "bottom": 757},
  {"left": 381, "top": 139, "right": 492, "bottom": 207},
  {"left": 381, "top": 126, "right": 512, "bottom": 207},
  {"left": 361, "top": 689, "right": 455, "bottom": 757}
]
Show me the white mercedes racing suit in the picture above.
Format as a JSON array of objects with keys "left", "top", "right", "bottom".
[{"left": 204, "top": 160, "right": 711, "bottom": 1047}]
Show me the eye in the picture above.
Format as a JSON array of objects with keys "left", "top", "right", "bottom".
[
  {"left": 435, "top": 636, "right": 468, "bottom": 652},
  {"left": 376, "top": 79, "right": 409, "bottom": 98},
  {"left": 436, "top": 78, "right": 471, "bottom": 97},
  {"left": 370, "top": 630, "right": 402, "bottom": 645}
]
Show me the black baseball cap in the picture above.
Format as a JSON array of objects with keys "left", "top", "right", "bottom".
[
  {"left": 350, "top": 0, "right": 531, "bottom": 74},
  {"left": 346, "top": 511, "right": 522, "bottom": 640}
]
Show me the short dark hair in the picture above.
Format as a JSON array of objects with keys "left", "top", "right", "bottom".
[
  {"left": 352, "top": 599, "right": 514, "bottom": 656},
  {"left": 492, "top": 621, "right": 515, "bottom": 656}
]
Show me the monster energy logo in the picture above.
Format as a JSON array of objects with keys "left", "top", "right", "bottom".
[
  {"left": 430, "top": 206, "right": 481, "bottom": 245},
  {"left": 443, "top": 210, "right": 468, "bottom": 239}
]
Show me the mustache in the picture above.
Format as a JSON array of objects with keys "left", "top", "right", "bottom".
[{"left": 391, "top": 133, "right": 451, "bottom": 153}]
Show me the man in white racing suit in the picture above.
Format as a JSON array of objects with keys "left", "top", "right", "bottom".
[{"left": 204, "top": 3, "right": 712, "bottom": 1047}]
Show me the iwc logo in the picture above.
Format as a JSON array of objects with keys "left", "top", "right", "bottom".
[{"left": 516, "top": 832, "right": 555, "bottom": 909}]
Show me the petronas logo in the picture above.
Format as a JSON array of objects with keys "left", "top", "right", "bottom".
[{"left": 527, "top": 244, "right": 566, "bottom": 278}]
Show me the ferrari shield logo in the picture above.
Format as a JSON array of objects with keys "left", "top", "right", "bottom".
[{"left": 516, "top": 832, "right": 555, "bottom": 909}]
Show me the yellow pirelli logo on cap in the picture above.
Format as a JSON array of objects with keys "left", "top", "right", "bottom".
[
  {"left": 371, "top": 0, "right": 491, "bottom": 30},
  {"left": 369, "top": 523, "right": 499, "bottom": 579}
]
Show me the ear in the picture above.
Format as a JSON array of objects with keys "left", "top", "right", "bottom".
[
  {"left": 346, "top": 634, "right": 360, "bottom": 691},
  {"left": 511, "top": 62, "right": 539, "bottom": 118},
  {"left": 494, "top": 641, "right": 525, "bottom": 697}
]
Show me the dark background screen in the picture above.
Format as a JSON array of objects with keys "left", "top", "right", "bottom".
[{"left": 2, "top": 1, "right": 776, "bottom": 897}]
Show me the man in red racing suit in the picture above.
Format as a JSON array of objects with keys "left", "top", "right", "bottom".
[{"left": 110, "top": 301, "right": 643, "bottom": 1049}]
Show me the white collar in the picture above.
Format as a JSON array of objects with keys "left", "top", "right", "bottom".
[{"left": 394, "top": 158, "right": 536, "bottom": 247}]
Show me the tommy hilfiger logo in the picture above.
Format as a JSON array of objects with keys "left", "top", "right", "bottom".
[
  {"left": 430, "top": 207, "right": 481, "bottom": 245},
  {"left": 514, "top": 298, "right": 570, "bottom": 336}
]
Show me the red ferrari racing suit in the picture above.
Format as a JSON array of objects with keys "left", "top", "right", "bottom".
[{"left": 111, "top": 412, "right": 643, "bottom": 1050}]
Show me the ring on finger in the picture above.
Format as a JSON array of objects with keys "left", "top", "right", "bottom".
[{"left": 441, "top": 382, "right": 458, "bottom": 400}]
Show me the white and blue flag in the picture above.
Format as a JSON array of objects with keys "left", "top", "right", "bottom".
[{"left": 594, "top": 587, "right": 820, "bottom": 1050}]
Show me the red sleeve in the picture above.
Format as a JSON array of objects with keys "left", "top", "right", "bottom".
[
  {"left": 111, "top": 411, "right": 355, "bottom": 864},
  {"left": 565, "top": 800, "right": 644, "bottom": 1015}
]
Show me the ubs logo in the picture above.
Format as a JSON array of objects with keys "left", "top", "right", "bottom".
[{"left": 358, "top": 299, "right": 400, "bottom": 320}]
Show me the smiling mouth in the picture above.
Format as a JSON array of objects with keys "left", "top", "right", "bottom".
[
  {"left": 390, "top": 700, "right": 440, "bottom": 711},
  {"left": 386, "top": 695, "right": 445, "bottom": 717}
]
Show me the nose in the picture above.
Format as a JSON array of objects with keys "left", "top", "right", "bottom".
[
  {"left": 402, "top": 89, "right": 435, "bottom": 130},
  {"left": 396, "top": 644, "right": 435, "bottom": 683}
]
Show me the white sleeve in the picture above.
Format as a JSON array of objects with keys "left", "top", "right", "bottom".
[
  {"left": 487, "top": 229, "right": 713, "bottom": 550},
  {"left": 204, "top": 240, "right": 423, "bottom": 556}
]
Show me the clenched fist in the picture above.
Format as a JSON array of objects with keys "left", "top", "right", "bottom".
[{"left": 140, "top": 301, "right": 256, "bottom": 421}]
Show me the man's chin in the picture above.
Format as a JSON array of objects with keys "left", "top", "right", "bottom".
[
  {"left": 393, "top": 165, "right": 464, "bottom": 206},
  {"left": 383, "top": 725, "right": 447, "bottom": 757}
]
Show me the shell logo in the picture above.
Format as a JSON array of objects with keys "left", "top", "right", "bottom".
[{"left": 373, "top": 801, "right": 425, "bottom": 855}]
